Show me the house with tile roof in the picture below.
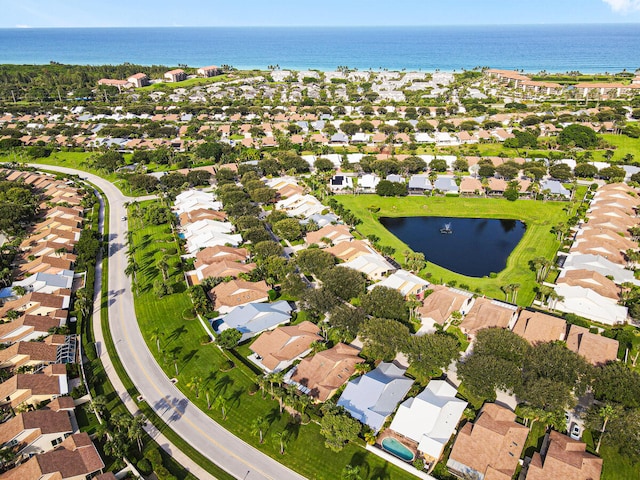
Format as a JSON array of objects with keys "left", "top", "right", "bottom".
[
  {"left": 304, "top": 224, "right": 353, "bottom": 247},
  {"left": 0, "top": 292, "right": 69, "bottom": 319},
  {"left": 0, "top": 365, "right": 68, "bottom": 408},
  {"left": 0, "top": 341, "right": 59, "bottom": 370},
  {"left": 0, "top": 408, "right": 73, "bottom": 459},
  {"left": 213, "top": 300, "right": 292, "bottom": 342},
  {"left": 187, "top": 260, "right": 256, "bottom": 286},
  {"left": 193, "top": 245, "right": 249, "bottom": 268},
  {"left": 460, "top": 297, "right": 519, "bottom": 336},
  {"left": 249, "top": 321, "right": 321, "bottom": 373},
  {"left": 208, "top": 280, "right": 270, "bottom": 313},
  {"left": 337, "top": 363, "right": 414, "bottom": 433},
  {"left": 459, "top": 177, "right": 484, "bottom": 196},
  {"left": 0, "top": 433, "right": 104, "bottom": 480},
  {"left": 557, "top": 269, "right": 620, "bottom": 301},
  {"left": 524, "top": 430, "right": 602, "bottom": 480},
  {"left": 326, "top": 240, "right": 375, "bottom": 262},
  {"left": 565, "top": 325, "right": 619, "bottom": 366},
  {"left": 389, "top": 380, "right": 467, "bottom": 462},
  {"left": 511, "top": 310, "right": 567, "bottom": 345},
  {"left": 447, "top": 403, "right": 529, "bottom": 480},
  {"left": 0, "top": 314, "right": 63, "bottom": 344},
  {"left": 287, "top": 343, "right": 363, "bottom": 402},
  {"left": 418, "top": 285, "right": 475, "bottom": 329}
]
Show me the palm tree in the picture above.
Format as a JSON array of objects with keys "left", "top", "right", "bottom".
[
  {"left": 256, "top": 375, "right": 268, "bottom": 399},
  {"left": 510, "top": 283, "right": 520, "bottom": 303},
  {"left": 595, "top": 404, "right": 619, "bottom": 454},
  {"left": 501, "top": 284, "right": 513, "bottom": 302},
  {"left": 12, "top": 285, "right": 26, "bottom": 297},
  {"left": 150, "top": 328, "right": 163, "bottom": 353},
  {"left": 187, "top": 376, "right": 202, "bottom": 398},
  {"left": 342, "top": 464, "right": 363, "bottom": 480},
  {"left": 272, "top": 430, "right": 289, "bottom": 455},
  {"left": 251, "top": 416, "right": 269, "bottom": 444},
  {"left": 90, "top": 395, "right": 108, "bottom": 418},
  {"left": 214, "top": 396, "right": 228, "bottom": 419},
  {"left": 129, "top": 415, "right": 147, "bottom": 452}
]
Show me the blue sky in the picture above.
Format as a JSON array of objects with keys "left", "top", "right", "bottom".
[{"left": 2, "top": 0, "right": 640, "bottom": 28}]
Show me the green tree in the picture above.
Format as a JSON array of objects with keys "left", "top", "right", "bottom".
[
  {"left": 251, "top": 416, "right": 269, "bottom": 444},
  {"left": 361, "top": 286, "right": 409, "bottom": 322},
  {"left": 296, "top": 248, "right": 336, "bottom": 277},
  {"left": 320, "top": 410, "right": 362, "bottom": 452},
  {"left": 359, "top": 318, "right": 410, "bottom": 361},
  {"left": 273, "top": 218, "right": 303, "bottom": 241},
  {"left": 320, "top": 266, "right": 366, "bottom": 301},
  {"left": 405, "top": 333, "right": 460, "bottom": 379},
  {"left": 558, "top": 124, "right": 599, "bottom": 149},
  {"left": 217, "top": 329, "right": 242, "bottom": 349}
]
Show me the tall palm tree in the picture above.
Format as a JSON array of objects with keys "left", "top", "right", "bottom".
[
  {"left": 128, "top": 415, "right": 147, "bottom": 453},
  {"left": 150, "top": 328, "right": 163, "bottom": 353},
  {"left": 595, "top": 404, "right": 619, "bottom": 453},
  {"left": 187, "top": 376, "right": 202, "bottom": 398},
  {"left": 272, "top": 430, "right": 289, "bottom": 455},
  {"left": 251, "top": 416, "right": 269, "bottom": 444},
  {"left": 214, "top": 396, "right": 228, "bottom": 420}
]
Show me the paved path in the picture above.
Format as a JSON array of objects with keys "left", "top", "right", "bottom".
[{"left": 30, "top": 165, "right": 305, "bottom": 480}]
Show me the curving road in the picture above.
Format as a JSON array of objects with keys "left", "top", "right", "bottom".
[{"left": 30, "top": 165, "right": 305, "bottom": 480}]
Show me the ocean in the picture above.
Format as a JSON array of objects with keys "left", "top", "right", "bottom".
[{"left": 0, "top": 25, "right": 639, "bottom": 73}]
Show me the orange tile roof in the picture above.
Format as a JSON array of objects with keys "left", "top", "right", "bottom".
[
  {"left": 208, "top": 280, "right": 270, "bottom": 310},
  {"left": 448, "top": 403, "right": 528, "bottom": 480},
  {"left": 460, "top": 297, "right": 517, "bottom": 335},
  {"left": 290, "top": 343, "right": 363, "bottom": 402},
  {"left": 526, "top": 431, "right": 602, "bottom": 480},
  {"left": 565, "top": 325, "right": 618, "bottom": 366},
  {"left": 250, "top": 321, "right": 321, "bottom": 371},
  {"left": 511, "top": 311, "right": 567, "bottom": 345}
]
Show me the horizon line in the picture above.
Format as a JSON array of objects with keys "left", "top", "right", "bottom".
[{"left": 4, "top": 22, "right": 640, "bottom": 29}]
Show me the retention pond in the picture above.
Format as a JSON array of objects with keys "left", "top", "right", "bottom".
[{"left": 379, "top": 216, "right": 526, "bottom": 278}]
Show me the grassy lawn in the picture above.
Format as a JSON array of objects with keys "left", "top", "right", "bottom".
[
  {"left": 137, "top": 75, "right": 232, "bottom": 92},
  {"left": 129, "top": 202, "right": 414, "bottom": 480},
  {"left": 337, "top": 195, "right": 571, "bottom": 306},
  {"left": 522, "top": 422, "right": 547, "bottom": 459},
  {"left": 581, "top": 430, "right": 639, "bottom": 480}
]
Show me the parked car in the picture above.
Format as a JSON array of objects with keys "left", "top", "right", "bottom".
[
  {"left": 570, "top": 423, "right": 581, "bottom": 440},
  {"left": 121, "top": 216, "right": 127, "bottom": 221}
]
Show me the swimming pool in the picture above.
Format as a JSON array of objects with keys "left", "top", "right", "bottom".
[
  {"left": 178, "top": 233, "right": 185, "bottom": 239},
  {"left": 381, "top": 437, "right": 414, "bottom": 462}
]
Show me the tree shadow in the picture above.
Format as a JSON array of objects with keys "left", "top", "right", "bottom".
[
  {"left": 214, "top": 375, "right": 233, "bottom": 397},
  {"left": 166, "top": 325, "right": 187, "bottom": 345},
  {"left": 227, "top": 387, "right": 243, "bottom": 408},
  {"left": 182, "top": 349, "right": 199, "bottom": 368},
  {"left": 203, "top": 370, "right": 217, "bottom": 387},
  {"left": 285, "top": 419, "right": 300, "bottom": 441},
  {"left": 349, "top": 452, "right": 370, "bottom": 478},
  {"left": 265, "top": 407, "right": 281, "bottom": 426},
  {"left": 370, "top": 461, "right": 390, "bottom": 480}
]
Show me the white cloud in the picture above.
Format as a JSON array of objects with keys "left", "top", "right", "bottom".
[{"left": 602, "top": 0, "right": 640, "bottom": 12}]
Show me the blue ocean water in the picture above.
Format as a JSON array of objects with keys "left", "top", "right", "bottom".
[{"left": 0, "top": 25, "right": 639, "bottom": 73}]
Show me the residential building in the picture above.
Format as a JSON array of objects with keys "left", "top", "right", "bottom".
[
  {"left": 408, "top": 175, "right": 433, "bottom": 195},
  {"left": 0, "top": 341, "right": 59, "bottom": 370},
  {"left": 561, "top": 253, "right": 639, "bottom": 286},
  {"left": 0, "top": 408, "right": 73, "bottom": 459},
  {"left": 557, "top": 269, "right": 620, "bottom": 301},
  {"left": 552, "top": 283, "right": 627, "bottom": 326},
  {"left": 358, "top": 174, "right": 381, "bottom": 193},
  {"left": 249, "top": 321, "right": 322, "bottom": 373},
  {"left": 0, "top": 433, "right": 104, "bottom": 480},
  {"left": 525, "top": 431, "right": 602, "bottom": 480},
  {"left": 329, "top": 174, "right": 354, "bottom": 192},
  {"left": 447, "top": 403, "right": 529, "bottom": 480},
  {"left": 208, "top": 280, "right": 270, "bottom": 314},
  {"left": 304, "top": 224, "right": 353, "bottom": 247},
  {"left": 174, "top": 189, "right": 222, "bottom": 214},
  {"left": 193, "top": 245, "right": 249, "bottom": 268},
  {"left": 565, "top": 325, "right": 619, "bottom": 366},
  {"left": 187, "top": 260, "right": 256, "bottom": 285},
  {"left": 213, "top": 300, "right": 292, "bottom": 342},
  {"left": 540, "top": 180, "right": 571, "bottom": 199},
  {"left": 433, "top": 176, "right": 459, "bottom": 194},
  {"left": 418, "top": 285, "right": 475, "bottom": 327},
  {"left": 164, "top": 69, "right": 186, "bottom": 82},
  {"left": 339, "top": 253, "right": 396, "bottom": 280},
  {"left": 459, "top": 177, "right": 484, "bottom": 196},
  {"left": 389, "top": 380, "right": 467, "bottom": 462},
  {"left": 460, "top": 297, "right": 518, "bottom": 336},
  {"left": 511, "top": 310, "right": 567, "bottom": 345},
  {"left": 337, "top": 363, "right": 414, "bottom": 433},
  {"left": 126, "top": 73, "right": 149, "bottom": 88},
  {"left": 288, "top": 343, "right": 364, "bottom": 402},
  {"left": 197, "top": 65, "right": 220, "bottom": 77},
  {"left": 367, "top": 269, "right": 429, "bottom": 299},
  {"left": 0, "top": 314, "right": 63, "bottom": 344},
  {"left": 326, "top": 240, "right": 375, "bottom": 262},
  {"left": 0, "top": 365, "right": 68, "bottom": 408}
]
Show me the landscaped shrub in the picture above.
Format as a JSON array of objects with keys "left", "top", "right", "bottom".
[
  {"left": 136, "top": 458, "right": 152, "bottom": 475},
  {"left": 144, "top": 448, "right": 162, "bottom": 468},
  {"left": 84, "top": 343, "right": 97, "bottom": 361},
  {"left": 247, "top": 382, "right": 259, "bottom": 395}
]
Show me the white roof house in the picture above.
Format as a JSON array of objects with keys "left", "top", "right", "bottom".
[
  {"left": 339, "top": 253, "right": 396, "bottom": 280},
  {"left": 434, "top": 132, "right": 460, "bottom": 147},
  {"left": 214, "top": 301, "right": 293, "bottom": 342},
  {"left": 174, "top": 190, "right": 222, "bottom": 214},
  {"left": 389, "top": 380, "right": 467, "bottom": 462},
  {"left": 12, "top": 270, "right": 75, "bottom": 295},
  {"left": 359, "top": 174, "right": 381, "bottom": 192},
  {"left": 561, "top": 253, "right": 640, "bottom": 286},
  {"left": 553, "top": 283, "right": 628, "bottom": 326},
  {"left": 183, "top": 219, "right": 235, "bottom": 237},
  {"left": 185, "top": 228, "right": 243, "bottom": 255},
  {"left": 276, "top": 194, "right": 325, "bottom": 218},
  {"left": 329, "top": 175, "right": 354, "bottom": 192},
  {"left": 367, "top": 269, "right": 429, "bottom": 298},
  {"left": 337, "top": 363, "right": 414, "bottom": 433}
]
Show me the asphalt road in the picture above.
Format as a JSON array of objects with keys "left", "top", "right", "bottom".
[{"left": 29, "top": 165, "right": 306, "bottom": 480}]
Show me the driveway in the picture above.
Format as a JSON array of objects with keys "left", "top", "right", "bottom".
[{"left": 30, "top": 165, "right": 305, "bottom": 480}]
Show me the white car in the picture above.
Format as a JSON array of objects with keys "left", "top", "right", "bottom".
[
  {"left": 570, "top": 423, "right": 581, "bottom": 440},
  {"left": 121, "top": 216, "right": 127, "bottom": 221}
]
